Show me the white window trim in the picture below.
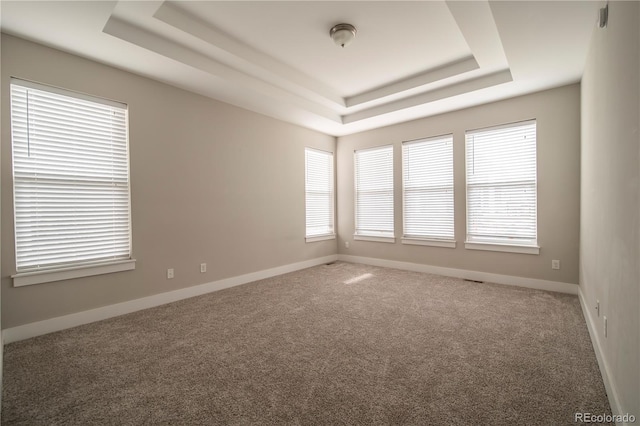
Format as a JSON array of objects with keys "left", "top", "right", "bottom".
[
  {"left": 402, "top": 134, "right": 455, "bottom": 243},
  {"left": 354, "top": 234, "right": 396, "bottom": 243},
  {"left": 465, "top": 119, "right": 538, "bottom": 250},
  {"left": 464, "top": 241, "right": 540, "bottom": 255},
  {"left": 10, "top": 78, "right": 134, "bottom": 285},
  {"left": 402, "top": 238, "right": 456, "bottom": 248},
  {"left": 12, "top": 259, "right": 136, "bottom": 287},
  {"left": 354, "top": 145, "right": 395, "bottom": 240},
  {"left": 305, "top": 234, "right": 336, "bottom": 243},
  {"left": 305, "top": 147, "right": 335, "bottom": 242}
]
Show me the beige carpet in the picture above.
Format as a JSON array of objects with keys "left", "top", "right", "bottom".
[{"left": 2, "top": 262, "right": 611, "bottom": 425}]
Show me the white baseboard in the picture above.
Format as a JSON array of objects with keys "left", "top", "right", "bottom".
[
  {"left": 2, "top": 255, "right": 338, "bottom": 344},
  {"left": 337, "top": 254, "right": 578, "bottom": 294},
  {"left": 0, "top": 253, "right": 578, "bottom": 343},
  {"left": 578, "top": 288, "right": 625, "bottom": 424}
]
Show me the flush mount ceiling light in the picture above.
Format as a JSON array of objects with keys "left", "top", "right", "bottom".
[{"left": 330, "top": 23, "right": 357, "bottom": 48}]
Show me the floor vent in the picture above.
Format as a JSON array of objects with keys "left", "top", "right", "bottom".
[{"left": 464, "top": 279, "right": 484, "bottom": 284}]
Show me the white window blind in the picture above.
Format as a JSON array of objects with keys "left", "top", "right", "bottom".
[
  {"left": 402, "top": 135, "right": 454, "bottom": 242},
  {"left": 305, "top": 148, "right": 334, "bottom": 240},
  {"left": 10, "top": 79, "right": 132, "bottom": 273},
  {"left": 354, "top": 145, "right": 394, "bottom": 240},
  {"left": 465, "top": 120, "right": 537, "bottom": 247}
]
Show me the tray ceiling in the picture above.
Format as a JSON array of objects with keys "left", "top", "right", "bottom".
[{"left": 0, "top": 1, "right": 601, "bottom": 136}]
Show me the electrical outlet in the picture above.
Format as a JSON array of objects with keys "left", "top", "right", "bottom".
[
  {"left": 596, "top": 300, "right": 600, "bottom": 317},
  {"left": 167, "top": 268, "right": 174, "bottom": 279},
  {"left": 604, "top": 316, "right": 608, "bottom": 337},
  {"left": 200, "top": 263, "right": 207, "bottom": 273},
  {"left": 345, "top": 241, "right": 350, "bottom": 249},
  {"left": 551, "top": 260, "right": 560, "bottom": 270}
]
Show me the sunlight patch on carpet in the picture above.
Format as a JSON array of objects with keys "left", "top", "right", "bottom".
[{"left": 343, "top": 273, "right": 373, "bottom": 285}]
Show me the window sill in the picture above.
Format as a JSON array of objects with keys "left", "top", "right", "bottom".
[
  {"left": 306, "top": 234, "right": 336, "bottom": 243},
  {"left": 402, "top": 238, "right": 456, "bottom": 248},
  {"left": 353, "top": 234, "right": 396, "bottom": 243},
  {"left": 464, "top": 242, "right": 539, "bottom": 255},
  {"left": 12, "top": 259, "right": 136, "bottom": 287}
]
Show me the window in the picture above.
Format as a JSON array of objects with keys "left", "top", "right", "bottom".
[
  {"left": 402, "top": 135, "right": 455, "bottom": 248},
  {"left": 305, "top": 148, "right": 335, "bottom": 242},
  {"left": 465, "top": 120, "right": 538, "bottom": 254},
  {"left": 10, "top": 79, "right": 134, "bottom": 286},
  {"left": 354, "top": 145, "right": 394, "bottom": 242}
]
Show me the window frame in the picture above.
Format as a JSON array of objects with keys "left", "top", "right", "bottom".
[
  {"left": 9, "top": 78, "right": 135, "bottom": 287},
  {"left": 464, "top": 119, "right": 539, "bottom": 255},
  {"left": 401, "top": 134, "right": 456, "bottom": 249},
  {"left": 304, "top": 147, "right": 336, "bottom": 242},
  {"left": 353, "top": 144, "right": 395, "bottom": 243}
]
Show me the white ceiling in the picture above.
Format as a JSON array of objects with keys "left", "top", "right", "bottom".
[{"left": 0, "top": 1, "right": 601, "bottom": 136}]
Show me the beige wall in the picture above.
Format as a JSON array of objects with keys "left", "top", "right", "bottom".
[
  {"left": 580, "top": 1, "right": 639, "bottom": 417},
  {"left": 337, "top": 84, "right": 581, "bottom": 284},
  {"left": 1, "top": 35, "right": 336, "bottom": 328}
]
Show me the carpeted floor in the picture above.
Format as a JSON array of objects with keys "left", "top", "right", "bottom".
[{"left": 2, "top": 262, "right": 611, "bottom": 425}]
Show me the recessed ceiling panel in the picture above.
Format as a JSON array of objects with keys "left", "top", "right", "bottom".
[
  {"left": 172, "top": 1, "right": 472, "bottom": 97},
  {"left": 0, "top": 0, "right": 600, "bottom": 136}
]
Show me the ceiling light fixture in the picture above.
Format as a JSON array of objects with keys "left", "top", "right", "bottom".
[{"left": 330, "top": 23, "right": 357, "bottom": 48}]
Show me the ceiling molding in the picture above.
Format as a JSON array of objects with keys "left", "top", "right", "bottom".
[
  {"left": 345, "top": 56, "right": 479, "bottom": 108},
  {"left": 343, "top": 69, "right": 513, "bottom": 124}
]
